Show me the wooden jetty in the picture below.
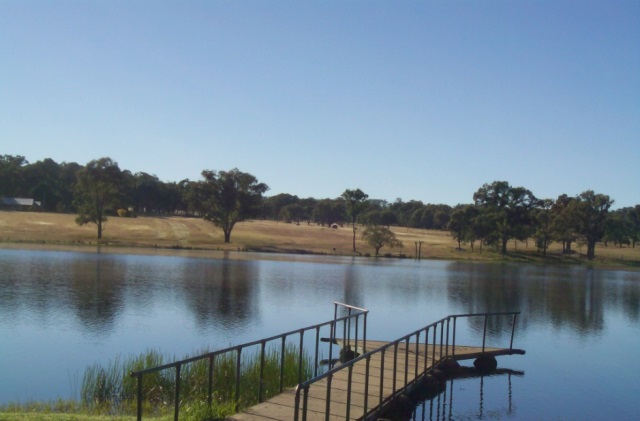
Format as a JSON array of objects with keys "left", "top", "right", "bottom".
[
  {"left": 228, "top": 341, "right": 525, "bottom": 421},
  {"left": 130, "top": 306, "right": 524, "bottom": 421}
]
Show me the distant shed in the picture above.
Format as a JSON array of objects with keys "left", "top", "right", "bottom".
[{"left": 0, "top": 197, "right": 42, "bottom": 210}]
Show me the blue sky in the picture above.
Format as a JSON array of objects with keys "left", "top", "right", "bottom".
[{"left": 2, "top": 0, "right": 639, "bottom": 208}]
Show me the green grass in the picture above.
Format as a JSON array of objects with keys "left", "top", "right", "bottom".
[
  {"left": 1, "top": 344, "right": 314, "bottom": 421},
  {"left": 0, "top": 414, "right": 141, "bottom": 421}
]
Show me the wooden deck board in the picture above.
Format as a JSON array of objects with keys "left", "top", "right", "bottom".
[{"left": 228, "top": 342, "right": 524, "bottom": 421}]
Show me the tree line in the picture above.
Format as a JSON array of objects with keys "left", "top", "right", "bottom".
[{"left": 1, "top": 154, "right": 639, "bottom": 260}]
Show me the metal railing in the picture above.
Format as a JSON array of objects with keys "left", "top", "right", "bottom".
[
  {"left": 293, "top": 311, "right": 521, "bottom": 421},
  {"left": 129, "top": 302, "right": 368, "bottom": 421},
  {"left": 332, "top": 302, "right": 368, "bottom": 355}
]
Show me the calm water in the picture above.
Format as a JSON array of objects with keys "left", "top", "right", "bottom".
[{"left": 1, "top": 247, "right": 639, "bottom": 420}]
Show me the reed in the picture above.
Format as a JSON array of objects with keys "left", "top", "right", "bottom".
[{"left": 80, "top": 343, "right": 314, "bottom": 418}]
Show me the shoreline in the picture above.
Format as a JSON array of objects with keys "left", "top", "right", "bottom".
[
  {"left": 2, "top": 239, "right": 639, "bottom": 272},
  {"left": 1, "top": 210, "right": 639, "bottom": 269}
]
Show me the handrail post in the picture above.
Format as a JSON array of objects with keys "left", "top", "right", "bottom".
[
  {"left": 482, "top": 314, "right": 488, "bottom": 353},
  {"left": 342, "top": 313, "right": 347, "bottom": 348},
  {"left": 354, "top": 314, "right": 359, "bottom": 357},
  {"left": 364, "top": 354, "right": 371, "bottom": 418},
  {"left": 424, "top": 327, "right": 429, "bottom": 373},
  {"left": 510, "top": 313, "right": 517, "bottom": 350},
  {"left": 439, "top": 321, "right": 444, "bottom": 359},
  {"left": 298, "top": 329, "right": 305, "bottom": 383},
  {"left": 404, "top": 337, "right": 409, "bottom": 387},
  {"left": 378, "top": 347, "right": 386, "bottom": 417},
  {"left": 328, "top": 320, "right": 335, "bottom": 364},
  {"left": 445, "top": 317, "right": 450, "bottom": 356},
  {"left": 235, "top": 347, "right": 242, "bottom": 405},
  {"left": 302, "top": 385, "right": 310, "bottom": 421},
  {"left": 314, "top": 326, "right": 320, "bottom": 377},
  {"left": 347, "top": 307, "right": 352, "bottom": 348},
  {"left": 363, "top": 312, "right": 368, "bottom": 353},
  {"left": 174, "top": 363, "right": 181, "bottom": 421},
  {"left": 259, "top": 340, "right": 266, "bottom": 402},
  {"left": 294, "top": 386, "right": 301, "bottom": 421},
  {"left": 280, "top": 336, "right": 286, "bottom": 392},
  {"left": 333, "top": 303, "right": 338, "bottom": 340},
  {"left": 346, "top": 365, "right": 353, "bottom": 420},
  {"left": 325, "top": 373, "right": 333, "bottom": 421},
  {"left": 452, "top": 316, "right": 457, "bottom": 356},
  {"left": 208, "top": 354, "right": 214, "bottom": 407},
  {"left": 135, "top": 372, "right": 142, "bottom": 421},
  {"left": 432, "top": 324, "right": 437, "bottom": 364},
  {"left": 392, "top": 342, "right": 398, "bottom": 399},
  {"left": 414, "top": 331, "right": 420, "bottom": 379}
]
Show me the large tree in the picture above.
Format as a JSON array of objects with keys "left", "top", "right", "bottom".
[
  {"left": 342, "top": 188, "right": 369, "bottom": 253},
  {"left": 473, "top": 181, "right": 538, "bottom": 254},
  {"left": 196, "top": 168, "right": 268, "bottom": 243},
  {"left": 572, "top": 190, "right": 613, "bottom": 260},
  {"left": 74, "top": 157, "right": 123, "bottom": 239}
]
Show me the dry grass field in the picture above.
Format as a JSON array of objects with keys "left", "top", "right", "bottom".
[{"left": 0, "top": 210, "right": 638, "bottom": 266}]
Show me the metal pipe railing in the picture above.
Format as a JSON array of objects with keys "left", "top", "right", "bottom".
[
  {"left": 130, "top": 302, "right": 368, "bottom": 421},
  {"left": 294, "top": 311, "right": 521, "bottom": 421}
]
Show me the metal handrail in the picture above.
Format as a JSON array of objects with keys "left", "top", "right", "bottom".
[
  {"left": 333, "top": 302, "right": 368, "bottom": 354},
  {"left": 130, "top": 302, "right": 368, "bottom": 421},
  {"left": 293, "top": 311, "right": 521, "bottom": 421}
]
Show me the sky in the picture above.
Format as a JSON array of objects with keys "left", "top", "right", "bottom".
[{"left": 1, "top": 0, "right": 639, "bottom": 208}]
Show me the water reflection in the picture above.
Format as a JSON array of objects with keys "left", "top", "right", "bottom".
[
  {"left": 1, "top": 251, "right": 638, "bottom": 343},
  {"left": 412, "top": 369, "right": 521, "bottom": 421},
  {"left": 442, "top": 262, "right": 635, "bottom": 336},
  {"left": 69, "top": 254, "right": 124, "bottom": 335},
  {"left": 181, "top": 256, "right": 259, "bottom": 331}
]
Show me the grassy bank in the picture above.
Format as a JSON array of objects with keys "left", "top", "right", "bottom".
[
  {"left": 1, "top": 344, "right": 313, "bottom": 421},
  {"left": 0, "top": 210, "right": 639, "bottom": 266}
]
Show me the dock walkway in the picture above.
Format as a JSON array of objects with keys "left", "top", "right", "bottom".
[
  {"left": 229, "top": 341, "right": 522, "bottom": 421},
  {"left": 130, "top": 307, "right": 524, "bottom": 421}
]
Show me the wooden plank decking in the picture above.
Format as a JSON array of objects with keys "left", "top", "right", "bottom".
[{"left": 228, "top": 341, "right": 524, "bottom": 421}]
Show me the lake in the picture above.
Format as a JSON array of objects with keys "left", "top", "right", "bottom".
[{"left": 1, "top": 246, "right": 639, "bottom": 420}]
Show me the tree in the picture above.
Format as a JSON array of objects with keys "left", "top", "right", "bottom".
[
  {"left": 130, "top": 172, "right": 162, "bottom": 215},
  {"left": 312, "top": 198, "right": 345, "bottom": 226},
  {"left": 604, "top": 211, "right": 631, "bottom": 247},
  {"left": 360, "top": 210, "right": 383, "bottom": 226},
  {"left": 629, "top": 205, "right": 640, "bottom": 248},
  {"left": 572, "top": 190, "right": 613, "bottom": 260},
  {"left": 196, "top": 168, "right": 268, "bottom": 243},
  {"left": 23, "top": 158, "right": 62, "bottom": 212},
  {"left": 362, "top": 226, "right": 403, "bottom": 257},
  {"left": 473, "top": 181, "right": 537, "bottom": 254},
  {"left": 550, "top": 194, "right": 578, "bottom": 254},
  {"left": 74, "top": 157, "right": 123, "bottom": 239},
  {"left": 0, "top": 154, "right": 28, "bottom": 197},
  {"left": 342, "top": 188, "right": 369, "bottom": 253},
  {"left": 380, "top": 210, "right": 398, "bottom": 228},
  {"left": 262, "top": 193, "right": 299, "bottom": 221},
  {"left": 281, "top": 203, "right": 305, "bottom": 224},
  {"left": 390, "top": 199, "right": 424, "bottom": 227},
  {"left": 533, "top": 200, "right": 554, "bottom": 256},
  {"left": 448, "top": 204, "right": 478, "bottom": 250}
]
